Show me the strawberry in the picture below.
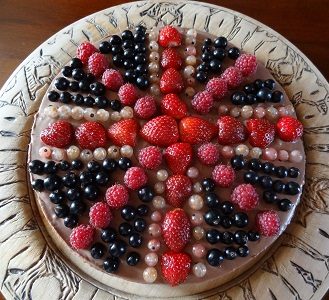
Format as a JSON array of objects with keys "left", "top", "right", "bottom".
[
  {"left": 164, "top": 143, "right": 193, "bottom": 175},
  {"left": 276, "top": 116, "right": 303, "bottom": 142},
  {"left": 75, "top": 121, "right": 107, "bottom": 150},
  {"left": 108, "top": 119, "right": 139, "bottom": 147},
  {"left": 160, "top": 68, "right": 184, "bottom": 94},
  {"left": 161, "top": 208, "right": 191, "bottom": 252},
  {"left": 165, "top": 175, "right": 192, "bottom": 207},
  {"left": 246, "top": 118, "right": 275, "bottom": 148},
  {"left": 217, "top": 116, "right": 247, "bottom": 145},
  {"left": 161, "top": 251, "right": 191, "bottom": 286},
  {"left": 102, "top": 69, "right": 124, "bottom": 91},
  {"left": 161, "top": 48, "right": 182, "bottom": 70},
  {"left": 88, "top": 53, "right": 108, "bottom": 77},
  {"left": 179, "top": 116, "right": 217, "bottom": 144},
  {"left": 158, "top": 25, "right": 182, "bottom": 48},
  {"left": 140, "top": 115, "right": 179, "bottom": 147},
  {"left": 161, "top": 93, "right": 187, "bottom": 120},
  {"left": 76, "top": 42, "right": 98, "bottom": 64},
  {"left": 40, "top": 120, "right": 74, "bottom": 148},
  {"left": 256, "top": 210, "right": 280, "bottom": 236}
]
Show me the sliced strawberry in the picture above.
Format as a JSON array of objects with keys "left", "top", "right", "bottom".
[
  {"left": 75, "top": 121, "right": 107, "bottom": 150},
  {"left": 158, "top": 25, "right": 182, "bottom": 48},
  {"left": 140, "top": 115, "right": 179, "bottom": 147},
  {"left": 160, "top": 68, "right": 184, "bottom": 94},
  {"left": 179, "top": 116, "right": 217, "bottom": 144},
  {"left": 246, "top": 118, "right": 275, "bottom": 148},
  {"left": 40, "top": 120, "right": 74, "bottom": 148},
  {"left": 161, "top": 93, "right": 187, "bottom": 120},
  {"left": 161, "top": 48, "right": 182, "bottom": 70},
  {"left": 276, "top": 116, "right": 303, "bottom": 142},
  {"left": 108, "top": 119, "right": 139, "bottom": 147},
  {"left": 165, "top": 175, "right": 192, "bottom": 207},
  {"left": 161, "top": 208, "right": 191, "bottom": 252},
  {"left": 161, "top": 251, "right": 191, "bottom": 286},
  {"left": 217, "top": 116, "right": 247, "bottom": 145},
  {"left": 164, "top": 143, "right": 192, "bottom": 175}
]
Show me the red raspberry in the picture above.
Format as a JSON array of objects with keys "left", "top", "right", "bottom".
[
  {"left": 231, "top": 184, "right": 259, "bottom": 210},
  {"left": 256, "top": 210, "right": 280, "bottom": 236},
  {"left": 102, "top": 68, "right": 124, "bottom": 91},
  {"left": 76, "top": 42, "right": 98, "bottom": 64},
  {"left": 138, "top": 146, "right": 162, "bottom": 170},
  {"left": 118, "top": 83, "right": 138, "bottom": 106},
  {"left": 221, "top": 66, "right": 243, "bottom": 89},
  {"left": 212, "top": 164, "right": 235, "bottom": 187},
  {"left": 69, "top": 224, "right": 95, "bottom": 250},
  {"left": 88, "top": 53, "right": 108, "bottom": 77},
  {"left": 206, "top": 77, "right": 228, "bottom": 100},
  {"left": 89, "top": 202, "right": 113, "bottom": 229},
  {"left": 106, "top": 184, "right": 129, "bottom": 209},
  {"left": 235, "top": 54, "right": 258, "bottom": 77},
  {"left": 75, "top": 121, "right": 107, "bottom": 150},
  {"left": 191, "top": 90, "right": 214, "bottom": 114},
  {"left": 124, "top": 167, "right": 148, "bottom": 190},
  {"left": 134, "top": 95, "right": 157, "bottom": 119},
  {"left": 276, "top": 116, "right": 303, "bottom": 142},
  {"left": 158, "top": 25, "right": 182, "bottom": 48},
  {"left": 197, "top": 143, "right": 220, "bottom": 165}
]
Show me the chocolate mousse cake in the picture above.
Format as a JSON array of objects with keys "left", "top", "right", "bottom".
[{"left": 28, "top": 25, "right": 305, "bottom": 296}]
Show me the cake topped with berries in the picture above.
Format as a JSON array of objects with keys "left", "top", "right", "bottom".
[{"left": 28, "top": 25, "right": 305, "bottom": 296}]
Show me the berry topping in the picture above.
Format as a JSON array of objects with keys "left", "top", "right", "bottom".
[
  {"left": 140, "top": 115, "right": 179, "bottom": 147},
  {"left": 89, "top": 202, "right": 113, "bottom": 229},
  {"left": 118, "top": 83, "right": 139, "bottom": 106},
  {"left": 256, "top": 210, "right": 280, "bottom": 236},
  {"left": 235, "top": 54, "right": 258, "bottom": 77},
  {"left": 161, "top": 93, "right": 187, "bottom": 120},
  {"left": 106, "top": 184, "right": 129, "bottom": 209},
  {"left": 75, "top": 121, "right": 107, "bottom": 150},
  {"left": 276, "top": 116, "right": 303, "bottom": 142},
  {"left": 231, "top": 184, "right": 259, "bottom": 210},
  {"left": 108, "top": 119, "right": 139, "bottom": 147},
  {"left": 88, "top": 53, "right": 108, "bottom": 77},
  {"left": 197, "top": 143, "right": 220, "bottom": 165},
  {"left": 124, "top": 167, "right": 148, "bottom": 190},
  {"left": 134, "top": 95, "right": 157, "bottom": 119},
  {"left": 206, "top": 77, "right": 228, "bottom": 100},
  {"left": 164, "top": 143, "right": 193, "bottom": 175},
  {"left": 138, "top": 146, "right": 162, "bottom": 170},
  {"left": 69, "top": 224, "right": 95, "bottom": 250},
  {"left": 246, "top": 118, "right": 275, "bottom": 148},
  {"left": 162, "top": 208, "right": 191, "bottom": 252},
  {"left": 221, "top": 66, "right": 243, "bottom": 89},
  {"left": 217, "top": 116, "right": 247, "bottom": 145},
  {"left": 40, "top": 120, "right": 74, "bottom": 148},
  {"left": 212, "top": 164, "right": 235, "bottom": 187},
  {"left": 160, "top": 68, "right": 184, "bottom": 94},
  {"left": 165, "top": 175, "right": 192, "bottom": 207},
  {"left": 161, "top": 48, "right": 182, "bottom": 70},
  {"left": 76, "top": 42, "right": 98, "bottom": 64},
  {"left": 179, "top": 116, "right": 218, "bottom": 144},
  {"left": 102, "top": 69, "right": 124, "bottom": 91},
  {"left": 158, "top": 25, "right": 182, "bottom": 48},
  {"left": 191, "top": 90, "right": 214, "bottom": 114}
]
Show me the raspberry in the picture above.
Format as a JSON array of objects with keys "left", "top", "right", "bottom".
[
  {"left": 231, "top": 184, "right": 259, "bottom": 210},
  {"left": 76, "top": 42, "right": 98, "bottom": 64},
  {"left": 212, "top": 164, "right": 235, "bottom": 187},
  {"left": 118, "top": 83, "right": 138, "bottom": 106},
  {"left": 88, "top": 53, "right": 108, "bottom": 77},
  {"left": 134, "top": 95, "right": 157, "bottom": 119},
  {"left": 124, "top": 167, "right": 148, "bottom": 190},
  {"left": 206, "top": 77, "right": 228, "bottom": 100},
  {"left": 221, "top": 66, "right": 243, "bottom": 89},
  {"left": 69, "top": 224, "right": 95, "bottom": 250},
  {"left": 191, "top": 90, "right": 214, "bottom": 114},
  {"left": 89, "top": 202, "right": 113, "bottom": 229},
  {"left": 138, "top": 146, "right": 162, "bottom": 170},
  {"left": 256, "top": 210, "right": 280, "bottom": 236},
  {"left": 102, "top": 68, "right": 124, "bottom": 91},
  {"left": 235, "top": 54, "right": 258, "bottom": 77},
  {"left": 106, "top": 184, "right": 129, "bottom": 209},
  {"left": 197, "top": 143, "right": 220, "bottom": 165}
]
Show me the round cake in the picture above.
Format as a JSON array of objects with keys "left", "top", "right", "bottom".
[{"left": 28, "top": 25, "right": 305, "bottom": 297}]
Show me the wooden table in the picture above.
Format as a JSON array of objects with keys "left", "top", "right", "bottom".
[{"left": 0, "top": 1, "right": 328, "bottom": 299}]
